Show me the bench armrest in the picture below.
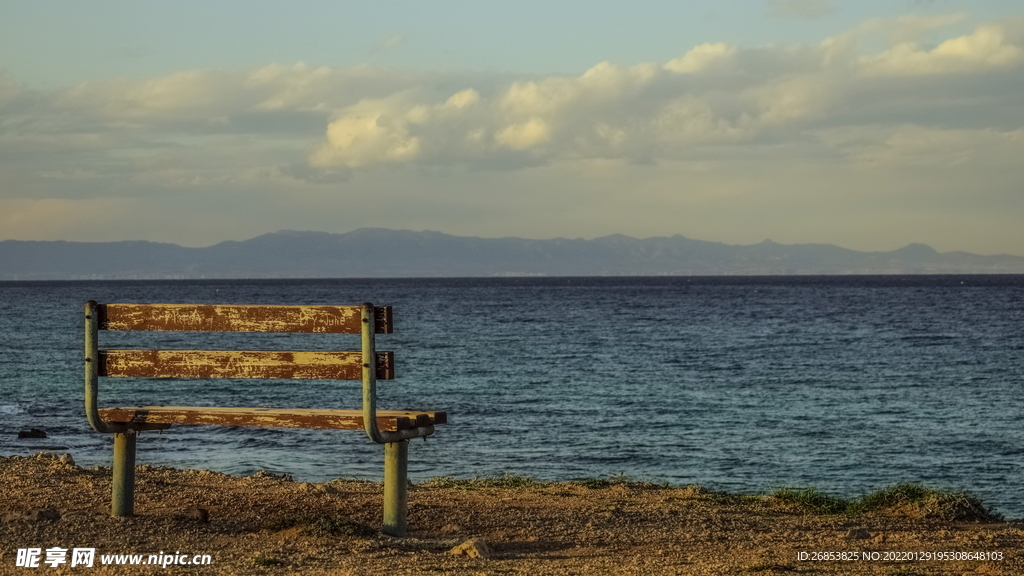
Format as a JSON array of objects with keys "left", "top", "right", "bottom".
[
  {"left": 85, "top": 301, "right": 127, "bottom": 434},
  {"left": 360, "top": 303, "right": 433, "bottom": 443}
]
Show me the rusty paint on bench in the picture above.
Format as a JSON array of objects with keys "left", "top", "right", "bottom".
[
  {"left": 98, "top": 304, "right": 393, "bottom": 334},
  {"left": 99, "top": 350, "right": 394, "bottom": 380},
  {"left": 98, "top": 407, "right": 446, "bottom": 431}
]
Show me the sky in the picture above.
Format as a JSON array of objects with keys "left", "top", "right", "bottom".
[{"left": 1, "top": 1, "right": 1023, "bottom": 255}]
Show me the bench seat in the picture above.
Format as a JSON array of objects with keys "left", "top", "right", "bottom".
[{"left": 99, "top": 407, "right": 446, "bottom": 431}]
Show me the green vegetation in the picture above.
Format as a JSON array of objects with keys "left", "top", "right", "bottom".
[
  {"left": 416, "top": 474, "right": 1001, "bottom": 522},
  {"left": 768, "top": 482, "right": 1002, "bottom": 521},
  {"left": 422, "top": 473, "right": 540, "bottom": 489},
  {"left": 572, "top": 472, "right": 671, "bottom": 489},
  {"left": 769, "top": 487, "right": 850, "bottom": 515}
]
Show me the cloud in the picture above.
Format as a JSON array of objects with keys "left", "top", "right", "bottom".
[
  {"left": 57, "top": 69, "right": 248, "bottom": 119},
  {"left": 664, "top": 43, "right": 738, "bottom": 73},
  {"left": 311, "top": 109, "right": 422, "bottom": 168},
  {"left": 445, "top": 88, "right": 480, "bottom": 109},
  {"left": 767, "top": 0, "right": 835, "bottom": 19},
  {"left": 49, "top": 62, "right": 481, "bottom": 126},
  {"left": 819, "top": 13, "right": 969, "bottom": 62},
  {"left": 494, "top": 118, "right": 551, "bottom": 150},
  {"left": 860, "top": 24, "right": 1024, "bottom": 75},
  {"left": 3, "top": 15, "right": 1023, "bottom": 184},
  {"left": 300, "top": 16, "right": 1022, "bottom": 170}
]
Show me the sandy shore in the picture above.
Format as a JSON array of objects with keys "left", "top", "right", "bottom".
[{"left": 1, "top": 453, "right": 1021, "bottom": 575}]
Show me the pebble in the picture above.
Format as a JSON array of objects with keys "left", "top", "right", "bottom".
[{"left": 449, "top": 538, "right": 493, "bottom": 559}]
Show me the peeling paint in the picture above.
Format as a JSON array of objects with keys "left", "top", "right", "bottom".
[
  {"left": 99, "top": 304, "right": 392, "bottom": 334},
  {"left": 99, "top": 349, "right": 394, "bottom": 380},
  {"left": 98, "top": 407, "right": 446, "bottom": 431}
]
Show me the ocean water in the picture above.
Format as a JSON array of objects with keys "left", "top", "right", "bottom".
[{"left": 1, "top": 276, "right": 1023, "bottom": 517}]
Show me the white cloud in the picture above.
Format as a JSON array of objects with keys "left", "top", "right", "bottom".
[
  {"left": 56, "top": 69, "right": 248, "bottom": 119},
  {"left": 499, "top": 78, "right": 580, "bottom": 118},
  {"left": 311, "top": 111, "right": 422, "bottom": 168},
  {"left": 494, "top": 118, "right": 551, "bottom": 150},
  {"left": 9, "top": 12, "right": 1013, "bottom": 177},
  {"left": 2, "top": 13, "right": 1022, "bottom": 206},
  {"left": 860, "top": 25, "right": 1024, "bottom": 76},
  {"left": 299, "top": 17, "right": 1022, "bottom": 169},
  {"left": 248, "top": 62, "right": 335, "bottom": 111},
  {"left": 651, "top": 96, "right": 751, "bottom": 144},
  {"left": 664, "top": 43, "right": 738, "bottom": 73},
  {"left": 819, "top": 13, "right": 969, "bottom": 64},
  {"left": 48, "top": 63, "right": 478, "bottom": 127},
  {"left": 444, "top": 89, "right": 480, "bottom": 109},
  {"left": 746, "top": 74, "right": 834, "bottom": 125}
]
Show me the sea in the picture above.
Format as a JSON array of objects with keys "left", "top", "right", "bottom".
[{"left": 2, "top": 276, "right": 1023, "bottom": 518}]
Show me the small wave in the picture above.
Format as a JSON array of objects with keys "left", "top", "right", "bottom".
[{"left": 0, "top": 404, "right": 26, "bottom": 415}]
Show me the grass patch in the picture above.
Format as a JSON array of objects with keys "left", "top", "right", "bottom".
[
  {"left": 417, "top": 473, "right": 1001, "bottom": 522},
  {"left": 571, "top": 472, "right": 671, "bottom": 489},
  {"left": 249, "top": 470, "right": 293, "bottom": 482},
  {"left": 769, "top": 487, "right": 849, "bottom": 515},
  {"left": 767, "top": 483, "right": 1001, "bottom": 521},
  {"left": 572, "top": 472, "right": 634, "bottom": 489},
  {"left": 853, "top": 483, "right": 1001, "bottom": 521},
  {"left": 422, "top": 473, "right": 540, "bottom": 489}
]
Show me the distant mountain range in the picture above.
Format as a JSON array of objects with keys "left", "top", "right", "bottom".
[{"left": 2, "top": 229, "right": 1023, "bottom": 279}]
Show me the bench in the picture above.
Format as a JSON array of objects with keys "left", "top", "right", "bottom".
[{"left": 83, "top": 301, "right": 445, "bottom": 536}]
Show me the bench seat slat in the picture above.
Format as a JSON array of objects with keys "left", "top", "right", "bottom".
[
  {"left": 99, "top": 350, "right": 394, "bottom": 380},
  {"left": 98, "top": 407, "right": 446, "bottom": 431},
  {"left": 99, "top": 304, "right": 393, "bottom": 334}
]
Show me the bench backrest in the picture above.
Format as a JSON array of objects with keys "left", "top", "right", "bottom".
[
  {"left": 93, "top": 304, "right": 393, "bottom": 380},
  {"left": 84, "top": 301, "right": 403, "bottom": 442}
]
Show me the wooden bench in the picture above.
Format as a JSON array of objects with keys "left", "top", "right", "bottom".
[{"left": 84, "top": 301, "right": 445, "bottom": 536}]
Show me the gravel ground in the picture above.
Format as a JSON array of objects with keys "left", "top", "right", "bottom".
[{"left": 1, "top": 453, "right": 1022, "bottom": 575}]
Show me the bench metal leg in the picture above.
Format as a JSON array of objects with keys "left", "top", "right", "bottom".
[
  {"left": 383, "top": 440, "right": 408, "bottom": 536},
  {"left": 111, "top": 430, "right": 137, "bottom": 517}
]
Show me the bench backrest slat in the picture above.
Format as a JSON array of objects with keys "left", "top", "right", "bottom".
[
  {"left": 98, "top": 304, "right": 393, "bottom": 334},
  {"left": 99, "top": 350, "right": 394, "bottom": 380}
]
